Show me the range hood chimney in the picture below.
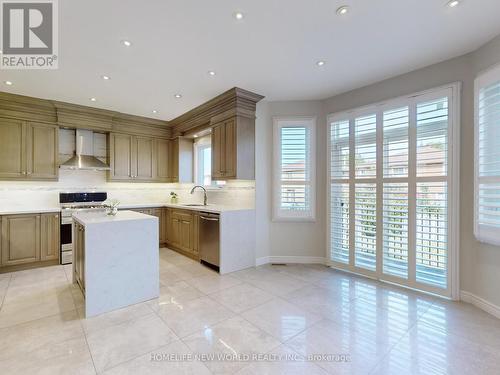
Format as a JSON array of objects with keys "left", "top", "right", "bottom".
[{"left": 60, "top": 129, "right": 110, "bottom": 171}]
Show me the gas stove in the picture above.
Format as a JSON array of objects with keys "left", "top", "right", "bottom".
[{"left": 59, "top": 192, "right": 108, "bottom": 264}]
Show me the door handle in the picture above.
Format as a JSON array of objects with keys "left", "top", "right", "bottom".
[{"left": 200, "top": 216, "right": 219, "bottom": 221}]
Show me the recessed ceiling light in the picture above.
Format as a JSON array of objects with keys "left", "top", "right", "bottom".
[
  {"left": 316, "top": 60, "right": 326, "bottom": 67},
  {"left": 174, "top": 94, "right": 182, "bottom": 99},
  {"left": 447, "top": 0, "right": 460, "bottom": 7},
  {"left": 336, "top": 5, "right": 349, "bottom": 16},
  {"left": 193, "top": 134, "right": 198, "bottom": 138},
  {"left": 4, "top": 80, "right": 13, "bottom": 86},
  {"left": 234, "top": 12, "right": 244, "bottom": 20},
  {"left": 90, "top": 97, "right": 97, "bottom": 102},
  {"left": 208, "top": 70, "right": 216, "bottom": 76},
  {"left": 121, "top": 40, "right": 132, "bottom": 47},
  {"left": 101, "top": 75, "right": 111, "bottom": 80},
  {"left": 152, "top": 110, "right": 158, "bottom": 114}
]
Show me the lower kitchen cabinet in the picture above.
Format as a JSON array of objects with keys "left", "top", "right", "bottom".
[
  {"left": 165, "top": 208, "right": 199, "bottom": 260},
  {"left": 0, "top": 212, "right": 60, "bottom": 272},
  {"left": 73, "top": 222, "right": 85, "bottom": 291},
  {"left": 41, "top": 213, "right": 60, "bottom": 261},
  {"left": 1, "top": 214, "right": 40, "bottom": 267}
]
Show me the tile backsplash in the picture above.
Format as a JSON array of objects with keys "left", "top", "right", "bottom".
[{"left": 0, "top": 169, "right": 255, "bottom": 210}]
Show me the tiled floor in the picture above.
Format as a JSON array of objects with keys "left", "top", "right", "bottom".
[{"left": 1, "top": 248, "right": 500, "bottom": 374}]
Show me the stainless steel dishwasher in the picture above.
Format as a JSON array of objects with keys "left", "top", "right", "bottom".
[{"left": 199, "top": 212, "right": 220, "bottom": 270}]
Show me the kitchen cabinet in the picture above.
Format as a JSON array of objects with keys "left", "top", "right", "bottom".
[
  {"left": 0, "top": 118, "right": 58, "bottom": 181},
  {"left": 211, "top": 116, "right": 254, "bottom": 180},
  {"left": 1, "top": 214, "right": 41, "bottom": 266},
  {"left": 109, "top": 133, "right": 133, "bottom": 180},
  {"left": 166, "top": 208, "right": 198, "bottom": 259},
  {"left": 109, "top": 133, "right": 170, "bottom": 182},
  {"left": 40, "top": 213, "right": 60, "bottom": 261},
  {"left": 73, "top": 222, "right": 85, "bottom": 291},
  {"left": 169, "top": 137, "right": 193, "bottom": 183},
  {"left": 155, "top": 139, "right": 170, "bottom": 182}
]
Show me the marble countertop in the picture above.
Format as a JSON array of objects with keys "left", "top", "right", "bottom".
[
  {"left": 0, "top": 207, "right": 61, "bottom": 215},
  {"left": 73, "top": 210, "right": 157, "bottom": 225},
  {"left": 0, "top": 202, "right": 253, "bottom": 216}
]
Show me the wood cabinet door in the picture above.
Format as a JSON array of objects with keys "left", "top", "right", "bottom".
[
  {"left": 1, "top": 214, "right": 40, "bottom": 266},
  {"left": 211, "top": 123, "right": 224, "bottom": 179},
  {"left": 169, "top": 139, "right": 179, "bottom": 182},
  {"left": 109, "top": 133, "right": 133, "bottom": 180},
  {"left": 40, "top": 213, "right": 60, "bottom": 261},
  {"left": 135, "top": 137, "right": 154, "bottom": 180},
  {"left": 0, "top": 118, "right": 26, "bottom": 179},
  {"left": 26, "top": 122, "right": 58, "bottom": 180},
  {"left": 178, "top": 212, "right": 193, "bottom": 252},
  {"left": 192, "top": 213, "right": 199, "bottom": 255},
  {"left": 223, "top": 118, "right": 237, "bottom": 178},
  {"left": 155, "top": 139, "right": 170, "bottom": 182},
  {"left": 170, "top": 214, "right": 181, "bottom": 247}
]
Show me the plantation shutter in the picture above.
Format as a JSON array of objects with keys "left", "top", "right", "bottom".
[
  {"left": 273, "top": 117, "right": 316, "bottom": 221},
  {"left": 475, "top": 65, "right": 500, "bottom": 246}
]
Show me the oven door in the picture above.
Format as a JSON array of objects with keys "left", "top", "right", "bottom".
[{"left": 60, "top": 217, "right": 73, "bottom": 264}]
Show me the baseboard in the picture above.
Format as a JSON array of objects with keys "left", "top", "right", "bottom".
[
  {"left": 460, "top": 290, "right": 500, "bottom": 319},
  {"left": 256, "top": 256, "right": 326, "bottom": 266}
]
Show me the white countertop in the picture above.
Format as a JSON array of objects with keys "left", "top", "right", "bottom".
[
  {"left": 0, "top": 202, "right": 253, "bottom": 215},
  {"left": 0, "top": 207, "right": 61, "bottom": 215},
  {"left": 73, "top": 210, "right": 157, "bottom": 225}
]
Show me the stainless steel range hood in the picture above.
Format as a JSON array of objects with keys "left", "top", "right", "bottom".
[{"left": 60, "top": 129, "right": 110, "bottom": 171}]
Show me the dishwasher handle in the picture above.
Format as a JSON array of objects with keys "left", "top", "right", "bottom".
[{"left": 200, "top": 215, "right": 219, "bottom": 221}]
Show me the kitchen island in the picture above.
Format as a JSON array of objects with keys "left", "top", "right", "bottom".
[{"left": 72, "top": 210, "right": 159, "bottom": 317}]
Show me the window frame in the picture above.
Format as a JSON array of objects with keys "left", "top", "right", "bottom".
[
  {"left": 474, "top": 63, "right": 500, "bottom": 246},
  {"left": 326, "top": 83, "right": 460, "bottom": 299},
  {"left": 272, "top": 116, "right": 317, "bottom": 222},
  {"left": 193, "top": 134, "right": 224, "bottom": 189}
]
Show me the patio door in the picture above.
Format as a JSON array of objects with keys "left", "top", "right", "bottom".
[{"left": 327, "top": 84, "right": 460, "bottom": 298}]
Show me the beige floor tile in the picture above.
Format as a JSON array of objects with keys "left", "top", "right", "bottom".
[
  {"left": 284, "top": 284, "right": 355, "bottom": 319},
  {"left": 419, "top": 298, "right": 500, "bottom": 349},
  {"left": 183, "top": 316, "right": 281, "bottom": 374},
  {"left": 286, "top": 319, "right": 386, "bottom": 375},
  {"left": 0, "top": 336, "right": 95, "bottom": 375},
  {"left": 241, "top": 298, "right": 323, "bottom": 342},
  {"left": 277, "top": 264, "right": 337, "bottom": 283},
  {"left": 153, "top": 295, "right": 234, "bottom": 338},
  {"left": 187, "top": 274, "right": 242, "bottom": 294},
  {"left": 243, "top": 271, "right": 306, "bottom": 297},
  {"left": 371, "top": 320, "right": 500, "bottom": 375},
  {"left": 158, "top": 279, "right": 204, "bottom": 300},
  {"left": 0, "top": 287, "right": 76, "bottom": 328},
  {"left": 102, "top": 340, "right": 211, "bottom": 375},
  {"left": 0, "top": 310, "right": 83, "bottom": 361},
  {"left": 235, "top": 344, "right": 329, "bottom": 375},
  {"left": 86, "top": 312, "right": 178, "bottom": 372},
  {"left": 79, "top": 301, "right": 153, "bottom": 334},
  {"left": 209, "top": 283, "right": 274, "bottom": 313}
]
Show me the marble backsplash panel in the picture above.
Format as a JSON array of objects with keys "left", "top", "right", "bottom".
[{"left": 0, "top": 170, "right": 255, "bottom": 210}]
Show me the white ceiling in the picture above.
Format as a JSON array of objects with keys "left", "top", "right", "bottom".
[{"left": 1, "top": 0, "right": 500, "bottom": 121}]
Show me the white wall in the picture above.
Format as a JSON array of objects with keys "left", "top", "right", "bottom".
[{"left": 255, "top": 100, "right": 326, "bottom": 262}]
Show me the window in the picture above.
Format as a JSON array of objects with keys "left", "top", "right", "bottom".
[
  {"left": 328, "top": 84, "right": 459, "bottom": 298},
  {"left": 193, "top": 135, "right": 225, "bottom": 187},
  {"left": 475, "top": 64, "right": 500, "bottom": 246},
  {"left": 273, "top": 117, "right": 316, "bottom": 221}
]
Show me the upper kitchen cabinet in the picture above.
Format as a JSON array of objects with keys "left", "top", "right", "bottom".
[
  {"left": 109, "top": 133, "right": 172, "bottom": 182},
  {"left": 211, "top": 116, "right": 251, "bottom": 180},
  {"left": 169, "top": 88, "right": 264, "bottom": 181},
  {"left": 0, "top": 117, "right": 58, "bottom": 180}
]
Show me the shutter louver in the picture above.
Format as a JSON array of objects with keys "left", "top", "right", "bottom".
[
  {"left": 476, "top": 78, "right": 500, "bottom": 245},
  {"left": 355, "top": 183, "right": 377, "bottom": 271},
  {"left": 280, "top": 127, "right": 310, "bottom": 211},
  {"left": 355, "top": 115, "right": 377, "bottom": 178},
  {"left": 331, "top": 183, "right": 350, "bottom": 264}
]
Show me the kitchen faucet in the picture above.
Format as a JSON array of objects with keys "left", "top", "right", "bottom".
[{"left": 190, "top": 185, "right": 208, "bottom": 206}]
